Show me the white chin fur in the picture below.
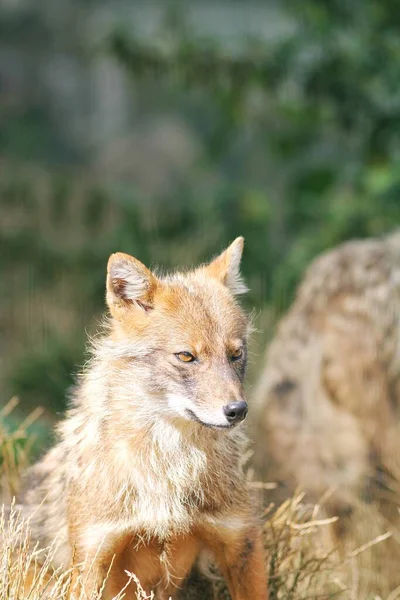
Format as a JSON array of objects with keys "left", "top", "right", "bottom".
[
  {"left": 165, "top": 393, "right": 229, "bottom": 427},
  {"left": 166, "top": 393, "right": 194, "bottom": 419}
]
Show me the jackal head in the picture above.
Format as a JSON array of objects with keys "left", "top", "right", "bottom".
[{"left": 106, "top": 238, "right": 250, "bottom": 429}]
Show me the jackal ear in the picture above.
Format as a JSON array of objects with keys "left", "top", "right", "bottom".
[
  {"left": 106, "top": 252, "right": 157, "bottom": 317},
  {"left": 205, "top": 237, "right": 248, "bottom": 295}
]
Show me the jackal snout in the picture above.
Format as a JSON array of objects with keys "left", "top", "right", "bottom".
[
  {"left": 223, "top": 400, "right": 248, "bottom": 424},
  {"left": 185, "top": 393, "right": 248, "bottom": 429},
  {"left": 176, "top": 355, "right": 249, "bottom": 428},
  {"left": 167, "top": 366, "right": 248, "bottom": 429}
]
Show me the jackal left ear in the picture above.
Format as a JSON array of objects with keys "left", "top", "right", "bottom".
[
  {"left": 106, "top": 252, "right": 157, "bottom": 318},
  {"left": 205, "top": 237, "right": 248, "bottom": 295}
]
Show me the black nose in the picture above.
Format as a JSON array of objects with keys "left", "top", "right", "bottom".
[{"left": 223, "top": 401, "right": 248, "bottom": 424}]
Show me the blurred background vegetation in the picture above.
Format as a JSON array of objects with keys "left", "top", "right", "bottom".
[{"left": 1, "top": 0, "right": 400, "bottom": 450}]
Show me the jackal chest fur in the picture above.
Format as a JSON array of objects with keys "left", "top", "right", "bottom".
[{"left": 69, "top": 414, "right": 247, "bottom": 551}]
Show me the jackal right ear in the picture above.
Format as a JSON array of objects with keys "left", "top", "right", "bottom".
[
  {"left": 205, "top": 237, "right": 248, "bottom": 295},
  {"left": 106, "top": 253, "right": 157, "bottom": 317}
]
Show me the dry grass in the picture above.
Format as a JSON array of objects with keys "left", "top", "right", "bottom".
[
  {"left": 0, "top": 502, "right": 156, "bottom": 599},
  {"left": 0, "top": 398, "right": 45, "bottom": 503},
  {"left": 1, "top": 404, "right": 399, "bottom": 600}
]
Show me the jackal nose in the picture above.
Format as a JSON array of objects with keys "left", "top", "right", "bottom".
[{"left": 223, "top": 401, "right": 248, "bottom": 424}]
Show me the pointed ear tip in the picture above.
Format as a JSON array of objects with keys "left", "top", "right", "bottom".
[
  {"left": 107, "top": 252, "right": 124, "bottom": 272},
  {"left": 107, "top": 251, "right": 137, "bottom": 269},
  {"left": 231, "top": 236, "right": 244, "bottom": 249},
  {"left": 108, "top": 251, "right": 126, "bottom": 261},
  {"left": 227, "top": 237, "right": 244, "bottom": 261}
]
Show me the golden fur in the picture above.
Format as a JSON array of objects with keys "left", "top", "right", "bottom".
[{"left": 19, "top": 238, "right": 268, "bottom": 599}]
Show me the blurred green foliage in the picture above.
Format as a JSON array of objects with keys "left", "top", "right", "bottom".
[{"left": 1, "top": 0, "right": 400, "bottom": 419}]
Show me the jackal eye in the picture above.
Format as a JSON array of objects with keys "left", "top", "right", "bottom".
[
  {"left": 175, "top": 351, "right": 196, "bottom": 363},
  {"left": 230, "top": 348, "right": 243, "bottom": 361}
]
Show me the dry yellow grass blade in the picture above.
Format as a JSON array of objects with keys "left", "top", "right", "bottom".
[{"left": 0, "top": 398, "right": 43, "bottom": 501}]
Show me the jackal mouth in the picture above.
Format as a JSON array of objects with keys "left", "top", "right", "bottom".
[{"left": 185, "top": 409, "right": 237, "bottom": 429}]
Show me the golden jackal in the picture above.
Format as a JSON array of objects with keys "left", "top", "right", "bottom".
[
  {"left": 19, "top": 238, "right": 268, "bottom": 599},
  {"left": 253, "top": 232, "right": 400, "bottom": 535}
]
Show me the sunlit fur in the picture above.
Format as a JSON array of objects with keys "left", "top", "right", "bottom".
[{"left": 19, "top": 238, "right": 268, "bottom": 599}]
